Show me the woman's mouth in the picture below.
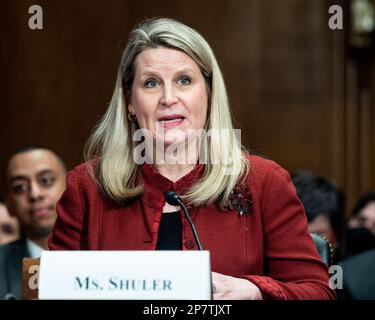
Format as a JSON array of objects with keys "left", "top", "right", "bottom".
[{"left": 158, "top": 115, "right": 185, "bottom": 129}]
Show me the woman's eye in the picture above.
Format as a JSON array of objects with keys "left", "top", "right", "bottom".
[
  {"left": 178, "top": 77, "right": 191, "bottom": 86},
  {"left": 144, "top": 79, "right": 158, "bottom": 88}
]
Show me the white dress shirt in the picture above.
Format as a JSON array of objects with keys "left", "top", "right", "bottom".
[{"left": 26, "top": 238, "right": 44, "bottom": 259}]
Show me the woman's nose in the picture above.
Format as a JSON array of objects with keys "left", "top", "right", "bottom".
[{"left": 160, "top": 84, "right": 178, "bottom": 107}]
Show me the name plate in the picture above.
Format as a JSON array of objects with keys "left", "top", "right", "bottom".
[{"left": 38, "top": 251, "right": 211, "bottom": 300}]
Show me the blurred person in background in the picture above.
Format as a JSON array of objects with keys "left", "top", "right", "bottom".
[
  {"left": 0, "top": 196, "right": 20, "bottom": 245},
  {"left": 335, "top": 192, "right": 375, "bottom": 299},
  {"left": 291, "top": 171, "right": 345, "bottom": 263},
  {"left": 342, "top": 191, "right": 375, "bottom": 259},
  {"left": 0, "top": 146, "right": 67, "bottom": 299},
  {"left": 348, "top": 191, "right": 375, "bottom": 235}
]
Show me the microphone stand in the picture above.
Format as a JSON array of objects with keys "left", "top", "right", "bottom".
[{"left": 164, "top": 191, "right": 203, "bottom": 250}]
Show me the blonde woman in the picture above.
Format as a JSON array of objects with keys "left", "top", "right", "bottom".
[{"left": 50, "top": 18, "right": 335, "bottom": 300}]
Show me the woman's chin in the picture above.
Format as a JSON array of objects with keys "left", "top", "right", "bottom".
[
  {"left": 163, "top": 137, "right": 186, "bottom": 148},
  {"left": 156, "top": 129, "right": 187, "bottom": 147}
]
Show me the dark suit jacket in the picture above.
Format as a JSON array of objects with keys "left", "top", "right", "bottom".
[
  {"left": 0, "top": 238, "right": 30, "bottom": 299},
  {"left": 338, "top": 249, "right": 375, "bottom": 299}
]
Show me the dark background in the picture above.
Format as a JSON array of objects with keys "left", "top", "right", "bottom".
[{"left": 1, "top": 0, "right": 374, "bottom": 216}]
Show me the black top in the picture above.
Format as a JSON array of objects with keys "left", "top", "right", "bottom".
[{"left": 156, "top": 211, "right": 182, "bottom": 250}]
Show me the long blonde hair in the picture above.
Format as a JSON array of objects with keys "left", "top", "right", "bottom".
[{"left": 85, "top": 17, "right": 249, "bottom": 207}]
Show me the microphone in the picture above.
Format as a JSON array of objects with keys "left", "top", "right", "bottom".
[{"left": 164, "top": 191, "right": 203, "bottom": 251}]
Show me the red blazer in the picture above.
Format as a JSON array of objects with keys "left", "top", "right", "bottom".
[{"left": 49, "top": 155, "right": 336, "bottom": 300}]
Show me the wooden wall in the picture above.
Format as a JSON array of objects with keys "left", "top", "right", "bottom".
[{"left": 1, "top": 0, "right": 374, "bottom": 216}]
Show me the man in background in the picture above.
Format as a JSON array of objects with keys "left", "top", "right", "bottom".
[
  {"left": 0, "top": 146, "right": 67, "bottom": 299},
  {"left": 348, "top": 191, "right": 375, "bottom": 236}
]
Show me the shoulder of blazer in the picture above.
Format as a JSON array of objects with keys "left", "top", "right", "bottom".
[
  {"left": 0, "top": 238, "right": 28, "bottom": 261},
  {"left": 0, "top": 238, "right": 29, "bottom": 299},
  {"left": 71, "top": 161, "right": 99, "bottom": 186},
  {"left": 247, "top": 154, "right": 290, "bottom": 187}
]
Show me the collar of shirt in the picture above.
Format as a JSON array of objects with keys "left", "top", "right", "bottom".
[
  {"left": 141, "top": 163, "right": 204, "bottom": 209},
  {"left": 26, "top": 238, "right": 44, "bottom": 258}
]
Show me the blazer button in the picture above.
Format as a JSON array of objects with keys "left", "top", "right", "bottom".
[{"left": 185, "top": 239, "right": 195, "bottom": 249}]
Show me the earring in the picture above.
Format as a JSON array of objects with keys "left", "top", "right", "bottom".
[{"left": 128, "top": 112, "right": 137, "bottom": 122}]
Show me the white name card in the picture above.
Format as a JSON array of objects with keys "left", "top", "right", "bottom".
[{"left": 38, "top": 251, "right": 211, "bottom": 300}]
